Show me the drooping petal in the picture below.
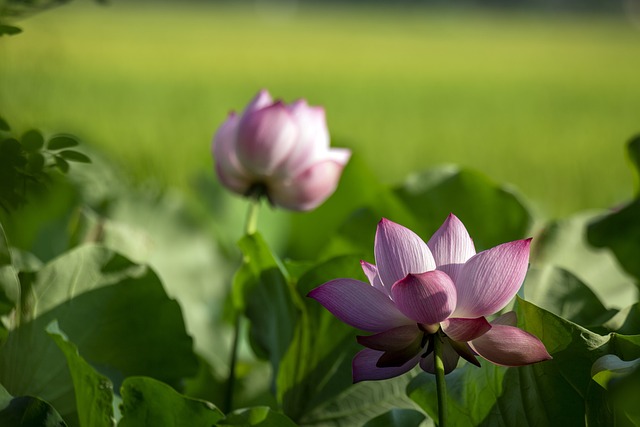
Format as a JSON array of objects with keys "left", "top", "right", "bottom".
[
  {"left": 357, "top": 326, "right": 424, "bottom": 368},
  {"left": 420, "top": 339, "right": 460, "bottom": 375},
  {"left": 269, "top": 156, "right": 350, "bottom": 211},
  {"left": 352, "top": 348, "right": 420, "bottom": 383},
  {"left": 470, "top": 324, "right": 552, "bottom": 367},
  {"left": 307, "top": 278, "right": 413, "bottom": 333},
  {"left": 236, "top": 102, "right": 298, "bottom": 176},
  {"left": 242, "top": 89, "right": 273, "bottom": 115},
  {"left": 212, "top": 112, "right": 252, "bottom": 194},
  {"left": 427, "top": 213, "right": 476, "bottom": 283},
  {"left": 453, "top": 239, "right": 532, "bottom": 318},
  {"left": 357, "top": 325, "right": 422, "bottom": 352},
  {"left": 441, "top": 317, "right": 491, "bottom": 342},
  {"left": 390, "top": 271, "right": 456, "bottom": 325},
  {"left": 375, "top": 219, "right": 436, "bottom": 289},
  {"left": 360, "top": 261, "right": 387, "bottom": 295}
]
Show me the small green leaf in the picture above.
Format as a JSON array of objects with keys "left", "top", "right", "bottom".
[
  {"left": 27, "top": 152, "right": 45, "bottom": 174},
  {"left": 628, "top": 134, "right": 640, "bottom": 194},
  {"left": 47, "top": 135, "right": 79, "bottom": 151},
  {"left": 591, "top": 354, "right": 640, "bottom": 389},
  {"left": 0, "top": 384, "right": 67, "bottom": 427},
  {"left": 21, "top": 130, "right": 44, "bottom": 152},
  {"left": 54, "top": 156, "right": 70, "bottom": 173},
  {"left": 0, "top": 117, "right": 9, "bottom": 131},
  {"left": 58, "top": 150, "right": 91, "bottom": 163},
  {"left": 218, "top": 407, "right": 298, "bottom": 426},
  {"left": 0, "top": 25, "right": 22, "bottom": 37},
  {"left": 119, "top": 376, "right": 224, "bottom": 427}
]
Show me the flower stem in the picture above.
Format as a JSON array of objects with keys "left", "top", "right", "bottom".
[
  {"left": 224, "top": 198, "right": 261, "bottom": 413},
  {"left": 244, "top": 196, "right": 261, "bottom": 235},
  {"left": 434, "top": 331, "right": 448, "bottom": 427}
]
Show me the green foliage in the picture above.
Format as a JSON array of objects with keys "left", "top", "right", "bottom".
[
  {"left": 218, "top": 406, "right": 297, "bottom": 427},
  {"left": 587, "top": 136, "right": 640, "bottom": 283},
  {"left": 362, "top": 409, "right": 426, "bottom": 427},
  {"left": 119, "top": 376, "right": 224, "bottom": 427},
  {"left": 0, "top": 24, "right": 22, "bottom": 36},
  {"left": 47, "top": 322, "right": 115, "bottom": 427},
  {"left": 0, "top": 117, "right": 89, "bottom": 213},
  {"left": 408, "top": 297, "right": 640, "bottom": 426},
  {"left": 0, "top": 383, "right": 67, "bottom": 427}
]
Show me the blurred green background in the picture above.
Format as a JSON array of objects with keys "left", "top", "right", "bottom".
[{"left": 1, "top": 0, "right": 639, "bottom": 217}]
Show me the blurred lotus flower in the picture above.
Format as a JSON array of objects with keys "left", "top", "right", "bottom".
[
  {"left": 308, "top": 215, "right": 551, "bottom": 382},
  {"left": 212, "top": 89, "right": 351, "bottom": 211}
]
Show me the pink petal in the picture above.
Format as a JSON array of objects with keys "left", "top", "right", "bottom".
[
  {"left": 352, "top": 348, "right": 420, "bottom": 383},
  {"left": 441, "top": 317, "right": 491, "bottom": 342},
  {"left": 453, "top": 239, "right": 532, "bottom": 318},
  {"left": 375, "top": 219, "right": 436, "bottom": 289},
  {"left": 357, "top": 325, "right": 421, "bottom": 352},
  {"left": 390, "top": 271, "right": 456, "bottom": 325},
  {"left": 427, "top": 213, "right": 476, "bottom": 283},
  {"left": 236, "top": 102, "right": 298, "bottom": 176},
  {"left": 269, "top": 156, "right": 350, "bottom": 211},
  {"left": 280, "top": 101, "right": 330, "bottom": 175},
  {"left": 470, "top": 324, "right": 552, "bottom": 367},
  {"left": 243, "top": 89, "right": 273, "bottom": 115},
  {"left": 307, "top": 278, "right": 413, "bottom": 333},
  {"left": 420, "top": 339, "right": 460, "bottom": 375},
  {"left": 360, "top": 261, "right": 388, "bottom": 295},
  {"left": 212, "top": 112, "right": 252, "bottom": 194}
]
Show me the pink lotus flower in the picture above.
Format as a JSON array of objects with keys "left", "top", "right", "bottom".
[
  {"left": 212, "top": 90, "right": 351, "bottom": 211},
  {"left": 308, "top": 215, "right": 551, "bottom": 382}
]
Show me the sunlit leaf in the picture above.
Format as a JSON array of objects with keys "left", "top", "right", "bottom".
[
  {"left": 532, "top": 211, "right": 636, "bottom": 309},
  {"left": 119, "top": 376, "right": 223, "bottom": 427},
  {"left": 523, "top": 266, "right": 616, "bottom": 328}
]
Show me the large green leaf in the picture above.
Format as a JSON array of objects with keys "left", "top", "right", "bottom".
[
  {"left": 532, "top": 211, "right": 637, "bottom": 309},
  {"left": 218, "top": 406, "right": 298, "bottom": 426},
  {"left": 586, "top": 135, "right": 640, "bottom": 283},
  {"left": 394, "top": 166, "right": 532, "bottom": 251},
  {"left": 362, "top": 409, "right": 426, "bottom": 427},
  {"left": 523, "top": 266, "right": 616, "bottom": 328},
  {"left": 587, "top": 198, "right": 640, "bottom": 283},
  {"left": 0, "top": 245, "right": 198, "bottom": 425},
  {"left": 47, "top": 322, "right": 114, "bottom": 427},
  {"left": 118, "top": 376, "right": 223, "bottom": 427},
  {"left": 408, "top": 298, "right": 640, "bottom": 426},
  {"left": 0, "top": 383, "right": 67, "bottom": 427},
  {"left": 234, "top": 233, "right": 299, "bottom": 377}
]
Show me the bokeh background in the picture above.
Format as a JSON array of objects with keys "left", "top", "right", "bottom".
[{"left": 1, "top": 0, "right": 640, "bottom": 218}]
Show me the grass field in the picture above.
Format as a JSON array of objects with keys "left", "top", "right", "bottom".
[{"left": 1, "top": 2, "right": 639, "bottom": 217}]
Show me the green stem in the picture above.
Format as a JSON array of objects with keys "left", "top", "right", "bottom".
[
  {"left": 224, "top": 197, "right": 262, "bottom": 413},
  {"left": 244, "top": 197, "right": 260, "bottom": 235},
  {"left": 434, "top": 331, "right": 448, "bottom": 427}
]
